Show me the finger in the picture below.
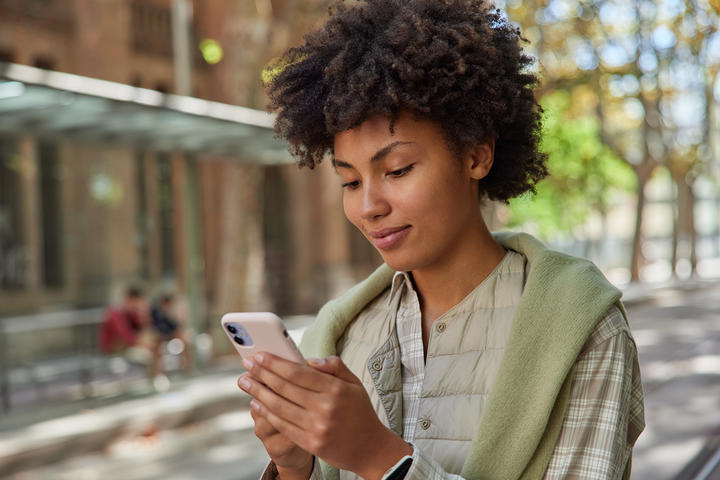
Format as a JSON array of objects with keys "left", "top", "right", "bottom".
[
  {"left": 309, "top": 356, "right": 361, "bottom": 385},
  {"left": 237, "top": 373, "right": 256, "bottom": 395},
  {"left": 247, "top": 353, "right": 339, "bottom": 394},
  {"left": 252, "top": 399, "right": 318, "bottom": 457},
  {"left": 238, "top": 375, "right": 312, "bottom": 430},
  {"left": 251, "top": 405, "right": 304, "bottom": 459},
  {"left": 243, "top": 359, "right": 318, "bottom": 408},
  {"left": 251, "top": 405, "right": 280, "bottom": 438}
]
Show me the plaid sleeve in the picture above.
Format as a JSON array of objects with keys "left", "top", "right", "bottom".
[{"left": 543, "top": 305, "right": 645, "bottom": 480}]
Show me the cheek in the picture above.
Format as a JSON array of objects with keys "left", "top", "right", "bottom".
[
  {"left": 342, "top": 195, "right": 361, "bottom": 230},
  {"left": 413, "top": 176, "right": 456, "bottom": 215},
  {"left": 412, "top": 174, "right": 471, "bottom": 228}
]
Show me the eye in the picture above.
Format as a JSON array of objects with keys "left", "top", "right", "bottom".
[
  {"left": 341, "top": 180, "right": 360, "bottom": 190},
  {"left": 388, "top": 165, "right": 414, "bottom": 178}
]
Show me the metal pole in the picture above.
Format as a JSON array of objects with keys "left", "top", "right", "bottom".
[{"left": 172, "top": 0, "right": 194, "bottom": 96}]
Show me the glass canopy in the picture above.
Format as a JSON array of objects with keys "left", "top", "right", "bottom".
[{"left": 0, "top": 62, "right": 292, "bottom": 164}]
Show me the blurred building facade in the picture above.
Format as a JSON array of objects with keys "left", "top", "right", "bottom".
[
  {"left": 4, "top": 0, "right": 716, "bottom": 330},
  {"left": 0, "top": 0, "right": 379, "bottom": 335}
]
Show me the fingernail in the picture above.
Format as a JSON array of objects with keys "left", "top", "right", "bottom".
[
  {"left": 254, "top": 353, "right": 265, "bottom": 364},
  {"left": 250, "top": 399, "right": 260, "bottom": 411},
  {"left": 239, "top": 377, "right": 251, "bottom": 389},
  {"left": 308, "top": 357, "right": 325, "bottom": 365},
  {"left": 242, "top": 358, "right": 254, "bottom": 370}
]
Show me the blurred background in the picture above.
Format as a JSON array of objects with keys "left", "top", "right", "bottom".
[{"left": 0, "top": 0, "right": 719, "bottom": 479}]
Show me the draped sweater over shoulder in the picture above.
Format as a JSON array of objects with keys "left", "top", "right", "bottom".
[{"left": 299, "top": 232, "right": 629, "bottom": 480}]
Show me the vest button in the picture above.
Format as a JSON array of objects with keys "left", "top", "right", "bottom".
[
  {"left": 372, "top": 360, "right": 382, "bottom": 371},
  {"left": 435, "top": 322, "right": 447, "bottom": 333},
  {"left": 420, "top": 419, "right": 431, "bottom": 430}
]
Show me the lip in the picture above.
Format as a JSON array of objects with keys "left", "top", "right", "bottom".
[{"left": 368, "top": 225, "right": 411, "bottom": 250}]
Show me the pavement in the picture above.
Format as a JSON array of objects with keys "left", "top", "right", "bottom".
[
  {"left": 626, "top": 280, "right": 720, "bottom": 480},
  {"left": 1, "top": 281, "right": 719, "bottom": 479},
  {"left": 0, "top": 317, "right": 313, "bottom": 478},
  {"left": 0, "top": 372, "right": 250, "bottom": 477}
]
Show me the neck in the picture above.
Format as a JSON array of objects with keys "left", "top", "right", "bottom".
[{"left": 410, "top": 219, "right": 507, "bottom": 323}]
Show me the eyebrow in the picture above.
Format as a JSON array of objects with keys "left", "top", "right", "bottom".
[{"left": 332, "top": 141, "right": 415, "bottom": 169}]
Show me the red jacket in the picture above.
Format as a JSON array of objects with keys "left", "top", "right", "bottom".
[{"left": 99, "top": 307, "right": 144, "bottom": 354}]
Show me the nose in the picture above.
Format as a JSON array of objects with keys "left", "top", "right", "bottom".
[{"left": 360, "top": 181, "right": 390, "bottom": 221}]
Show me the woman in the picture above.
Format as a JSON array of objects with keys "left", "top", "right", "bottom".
[{"left": 237, "top": 1, "right": 645, "bottom": 479}]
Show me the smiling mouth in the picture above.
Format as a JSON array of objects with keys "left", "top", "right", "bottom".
[{"left": 368, "top": 226, "right": 411, "bottom": 250}]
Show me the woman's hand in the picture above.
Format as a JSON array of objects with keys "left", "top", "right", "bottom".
[
  {"left": 238, "top": 358, "right": 339, "bottom": 479},
  {"left": 238, "top": 354, "right": 412, "bottom": 480},
  {"left": 241, "top": 375, "right": 314, "bottom": 478}
]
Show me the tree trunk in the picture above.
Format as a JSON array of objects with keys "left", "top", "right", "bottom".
[
  {"left": 671, "top": 174, "right": 679, "bottom": 279},
  {"left": 671, "top": 172, "right": 699, "bottom": 279},
  {"left": 686, "top": 180, "right": 698, "bottom": 276},
  {"left": 630, "top": 164, "right": 653, "bottom": 282},
  {"left": 630, "top": 180, "right": 645, "bottom": 282}
]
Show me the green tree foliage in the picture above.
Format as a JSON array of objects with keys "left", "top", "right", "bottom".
[
  {"left": 507, "top": 90, "right": 636, "bottom": 238},
  {"left": 501, "top": 0, "right": 718, "bottom": 278},
  {"left": 260, "top": 0, "right": 719, "bottom": 278}
]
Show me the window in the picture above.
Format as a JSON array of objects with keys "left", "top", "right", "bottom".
[
  {"left": 0, "top": 137, "right": 26, "bottom": 289},
  {"left": 130, "top": 1, "right": 173, "bottom": 57},
  {"left": 135, "top": 151, "right": 150, "bottom": 280},
  {"left": 0, "top": 48, "right": 15, "bottom": 63},
  {"left": 38, "top": 142, "right": 63, "bottom": 287},
  {"left": 156, "top": 153, "right": 175, "bottom": 279},
  {"left": 130, "top": 75, "right": 143, "bottom": 88},
  {"left": 33, "top": 56, "right": 55, "bottom": 70},
  {"left": 0, "top": 0, "right": 73, "bottom": 32}
]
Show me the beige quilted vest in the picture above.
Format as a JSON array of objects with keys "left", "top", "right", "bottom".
[{"left": 336, "top": 252, "right": 527, "bottom": 478}]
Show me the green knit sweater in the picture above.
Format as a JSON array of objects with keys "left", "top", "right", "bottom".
[{"left": 299, "top": 232, "right": 627, "bottom": 480}]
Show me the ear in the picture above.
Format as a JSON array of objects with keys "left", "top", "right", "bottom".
[{"left": 466, "top": 140, "right": 495, "bottom": 180}]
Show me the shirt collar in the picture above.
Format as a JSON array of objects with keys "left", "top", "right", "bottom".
[{"left": 389, "top": 270, "right": 414, "bottom": 305}]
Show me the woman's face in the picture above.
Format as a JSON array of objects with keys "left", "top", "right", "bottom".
[{"left": 333, "top": 111, "right": 492, "bottom": 273}]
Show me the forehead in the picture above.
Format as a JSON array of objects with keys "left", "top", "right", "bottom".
[{"left": 333, "top": 111, "right": 445, "bottom": 157}]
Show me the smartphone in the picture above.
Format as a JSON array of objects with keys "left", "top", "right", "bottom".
[{"left": 220, "top": 312, "right": 305, "bottom": 364}]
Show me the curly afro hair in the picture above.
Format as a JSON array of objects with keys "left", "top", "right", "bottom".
[{"left": 265, "top": 0, "right": 548, "bottom": 202}]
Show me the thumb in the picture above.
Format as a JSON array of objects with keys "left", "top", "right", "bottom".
[{"left": 307, "top": 356, "right": 359, "bottom": 383}]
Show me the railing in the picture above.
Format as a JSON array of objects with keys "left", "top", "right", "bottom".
[
  {"left": 0, "top": 308, "right": 109, "bottom": 414},
  {"left": 673, "top": 434, "right": 720, "bottom": 480}
]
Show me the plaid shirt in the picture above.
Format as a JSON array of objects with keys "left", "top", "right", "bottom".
[{"left": 265, "top": 252, "right": 645, "bottom": 480}]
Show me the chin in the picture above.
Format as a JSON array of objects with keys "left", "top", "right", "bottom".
[{"left": 378, "top": 251, "right": 417, "bottom": 273}]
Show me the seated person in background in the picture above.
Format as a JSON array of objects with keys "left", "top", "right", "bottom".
[
  {"left": 99, "top": 285, "right": 153, "bottom": 368},
  {"left": 150, "top": 293, "right": 192, "bottom": 375}
]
